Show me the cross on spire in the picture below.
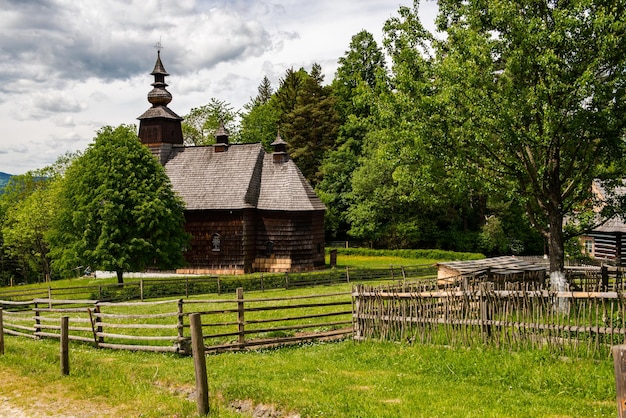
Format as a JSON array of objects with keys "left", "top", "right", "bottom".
[{"left": 154, "top": 39, "right": 164, "bottom": 53}]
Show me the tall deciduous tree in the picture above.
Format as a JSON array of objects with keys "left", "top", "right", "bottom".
[
  {"left": 48, "top": 125, "right": 189, "bottom": 284},
  {"left": 0, "top": 154, "right": 76, "bottom": 283},
  {"left": 182, "top": 98, "right": 239, "bottom": 145},
  {"left": 431, "top": 0, "right": 626, "bottom": 284},
  {"left": 240, "top": 77, "right": 281, "bottom": 149}
]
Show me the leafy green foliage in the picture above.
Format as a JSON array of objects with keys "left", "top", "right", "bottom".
[
  {"left": 182, "top": 98, "right": 239, "bottom": 145},
  {"left": 0, "top": 155, "right": 77, "bottom": 283},
  {"left": 47, "top": 125, "right": 189, "bottom": 283},
  {"left": 431, "top": 0, "right": 626, "bottom": 272},
  {"left": 276, "top": 65, "right": 340, "bottom": 186}
]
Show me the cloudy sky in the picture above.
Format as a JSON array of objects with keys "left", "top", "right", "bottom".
[{"left": 0, "top": 0, "right": 438, "bottom": 175}]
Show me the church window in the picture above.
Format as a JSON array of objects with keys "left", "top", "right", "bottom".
[{"left": 211, "top": 233, "right": 221, "bottom": 252}]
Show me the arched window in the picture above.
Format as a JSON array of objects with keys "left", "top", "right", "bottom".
[{"left": 211, "top": 233, "right": 221, "bottom": 252}]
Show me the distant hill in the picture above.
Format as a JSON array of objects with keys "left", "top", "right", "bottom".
[{"left": 0, "top": 172, "right": 12, "bottom": 190}]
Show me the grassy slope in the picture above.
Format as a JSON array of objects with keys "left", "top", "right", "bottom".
[
  {"left": 0, "top": 252, "right": 615, "bottom": 417},
  {"left": 0, "top": 337, "right": 615, "bottom": 417}
]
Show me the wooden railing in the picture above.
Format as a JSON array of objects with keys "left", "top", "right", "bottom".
[
  {"left": 0, "top": 264, "right": 437, "bottom": 302},
  {"left": 0, "top": 288, "right": 352, "bottom": 354}
]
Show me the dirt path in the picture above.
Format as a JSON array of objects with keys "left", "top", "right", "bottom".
[
  {"left": 0, "top": 370, "right": 112, "bottom": 418},
  {"left": 0, "top": 398, "right": 30, "bottom": 418}
]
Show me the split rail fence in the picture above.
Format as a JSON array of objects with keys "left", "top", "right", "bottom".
[
  {"left": 0, "top": 288, "right": 352, "bottom": 354},
  {"left": 0, "top": 265, "right": 436, "bottom": 303}
]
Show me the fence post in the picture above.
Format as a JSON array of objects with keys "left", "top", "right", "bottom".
[
  {"left": 613, "top": 345, "right": 626, "bottom": 418},
  {"left": 479, "top": 283, "right": 492, "bottom": 343},
  {"left": 185, "top": 277, "right": 189, "bottom": 298},
  {"left": 237, "top": 287, "right": 245, "bottom": 346},
  {"left": 602, "top": 266, "right": 609, "bottom": 292},
  {"left": 94, "top": 304, "right": 103, "bottom": 346},
  {"left": 177, "top": 299, "right": 186, "bottom": 353},
  {"left": 346, "top": 266, "right": 350, "bottom": 283},
  {"left": 34, "top": 301, "right": 40, "bottom": 339},
  {"left": 60, "top": 316, "right": 69, "bottom": 376},
  {"left": 140, "top": 279, "right": 144, "bottom": 302},
  {"left": 0, "top": 308, "right": 4, "bottom": 355},
  {"left": 48, "top": 288, "right": 52, "bottom": 309},
  {"left": 189, "top": 313, "right": 209, "bottom": 416}
]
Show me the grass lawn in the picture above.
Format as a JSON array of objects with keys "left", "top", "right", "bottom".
[
  {"left": 0, "top": 251, "right": 616, "bottom": 417},
  {"left": 0, "top": 335, "right": 616, "bottom": 417}
]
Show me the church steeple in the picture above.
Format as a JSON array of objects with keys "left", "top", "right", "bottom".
[
  {"left": 147, "top": 51, "right": 173, "bottom": 107},
  {"left": 137, "top": 48, "right": 184, "bottom": 163}
]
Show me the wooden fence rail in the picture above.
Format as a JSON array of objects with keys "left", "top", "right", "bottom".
[
  {"left": 0, "top": 264, "right": 437, "bottom": 302},
  {"left": 0, "top": 288, "right": 353, "bottom": 354}
]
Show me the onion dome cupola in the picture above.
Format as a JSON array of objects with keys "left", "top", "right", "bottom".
[{"left": 137, "top": 49, "right": 184, "bottom": 159}]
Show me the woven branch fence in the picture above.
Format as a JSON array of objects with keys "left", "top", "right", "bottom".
[{"left": 353, "top": 277, "right": 626, "bottom": 358}]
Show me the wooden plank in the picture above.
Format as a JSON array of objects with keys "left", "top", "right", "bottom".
[
  {"left": 96, "top": 322, "right": 178, "bottom": 330},
  {"left": 94, "top": 312, "right": 179, "bottom": 319},
  {"left": 96, "top": 342, "right": 178, "bottom": 353},
  {"left": 96, "top": 332, "right": 177, "bottom": 341},
  {"left": 614, "top": 345, "right": 626, "bottom": 418}
]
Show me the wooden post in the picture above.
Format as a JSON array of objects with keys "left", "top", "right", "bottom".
[
  {"left": 185, "top": 277, "right": 189, "bottom": 298},
  {"left": 60, "top": 316, "right": 69, "bottom": 375},
  {"left": 140, "top": 279, "right": 144, "bottom": 302},
  {"left": 177, "top": 299, "right": 185, "bottom": 352},
  {"left": 93, "top": 305, "right": 103, "bottom": 345},
  {"left": 602, "top": 266, "right": 609, "bottom": 292},
  {"left": 48, "top": 287, "right": 52, "bottom": 309},
  {"left": 189, "top": 313, "right": 209, "bottom": 416},
  {"left": 479, "top": 283, "right": 491, "bottom": 342},
  {"left": 346, "top": 266, "right": 350, "bottom": 283},
  {"left": 613, "top": 345, "right": 626, "bottom": 417},
  {"left": 237, "top": 287, "right": 245, "bottom": 346},
  {"left": 34, "top": 301, "right": 40, "bottom": 339},
  {"left": 0, "top": 308, "right": 4, "bottom": 355}
]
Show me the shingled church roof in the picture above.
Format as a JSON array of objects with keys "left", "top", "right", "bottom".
[{"left": 163, "top": 144, "right": 326, "bottom": 212}]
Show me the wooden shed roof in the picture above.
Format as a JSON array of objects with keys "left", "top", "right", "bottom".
[
  {"left": 164, "top": 143, "right": 326, "bottom": 212},
  {"left": 437, "top": 256, "right": 547, "bottom": 276}
]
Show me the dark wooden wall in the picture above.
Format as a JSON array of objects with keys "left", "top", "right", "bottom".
[
  {"left": 182, "top": 209, "right": 325, "bottom": 272},
  {"left": 256, "top": 210, "right": 325, "bottom": 271},
  {"left": 183, "top": 210, "right": 253, "bottom": 271}
]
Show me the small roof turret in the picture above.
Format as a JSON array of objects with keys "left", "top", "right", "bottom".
[{"left": 271, "top": 129, "right": 289, "bottom": 163}]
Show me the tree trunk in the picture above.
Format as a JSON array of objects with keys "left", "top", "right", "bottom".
[
  {"left": 116, "top": 270, "right": 124, "bottom": 286},
  {"left": 547, "top": 209, "right": 568, "bottom": 312}
]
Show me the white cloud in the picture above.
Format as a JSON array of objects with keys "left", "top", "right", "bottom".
[{"left": 0, "top": 0, "right": 438, "bottom": 175}]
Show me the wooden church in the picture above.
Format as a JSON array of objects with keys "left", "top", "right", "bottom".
[{"left": 137, "top": 51, "right": 326, "bottom": 274}]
